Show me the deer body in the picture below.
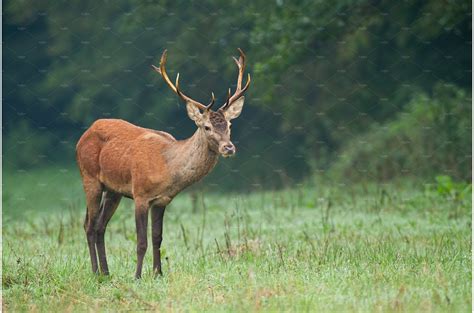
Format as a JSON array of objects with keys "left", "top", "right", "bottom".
[
  {"left": 76, "top": 49, "right": 250, "bottom": 278},
  {"left": 78, "top": 118, "right": 218, "bottom": 204}
]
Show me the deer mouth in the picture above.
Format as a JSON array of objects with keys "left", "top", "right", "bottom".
[{"left": 222, "top": 152, "right": 236, "bottom": 158}]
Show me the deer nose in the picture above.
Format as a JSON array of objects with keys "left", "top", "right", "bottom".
[{"left": 224, "top": 143, "right": 235, "bottom": 154}]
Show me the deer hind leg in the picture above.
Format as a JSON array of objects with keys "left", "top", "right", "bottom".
[
  {"left": 82, "top": 177, "right": 103, "bottom": 274},
  {"left": 96, "top": 191, "right": 122, "bottom": 275}
]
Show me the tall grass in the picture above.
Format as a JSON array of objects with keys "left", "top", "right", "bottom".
[{"left": 2, "top": 167, "right": 471, "bottom": 312}]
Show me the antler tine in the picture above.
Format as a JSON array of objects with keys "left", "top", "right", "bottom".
[
  {"left": 175, "top": 72, "right": 184, "bottom": 99},
  {"left": 206, "top": 92, "right": 216, "bottom": 110},
  {"left": 228, "top": 73, "right": 251, "bottom": 105},
  {"left": 220, "top": 48, "right": 251, "bottom": 110},
  {"left": 224, "top": 88, "right": 232, "bottom": 108},
  {"left": 232, "top": 56, "right": 241, "bottom": 68},
  {"left": 221, "top": 88, "right": 238, "bottom": 110},
  {"left": 152, "top": 49, "right": 209, "bottom": 111},
  {"left": 233, "top": 48, "right": 246, "bottom": 90}
]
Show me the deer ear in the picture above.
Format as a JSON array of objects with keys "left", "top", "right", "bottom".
[
  {"left": 186, "top": 102, "right": 204, "bottom": 125},
  {"left": 224, "top": 97, "right": 245, "bottom": 120}
]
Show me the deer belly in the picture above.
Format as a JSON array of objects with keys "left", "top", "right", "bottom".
[
  {"left": 99, "top": 171, "right": 132, "bottom": 196},
  {"left": 99, "top": 145, "right": 133, "bottom": 196}
]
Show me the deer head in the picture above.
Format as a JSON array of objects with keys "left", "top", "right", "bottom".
[{"left": 152, "top": 49, "right": 251, "bottom": 157}]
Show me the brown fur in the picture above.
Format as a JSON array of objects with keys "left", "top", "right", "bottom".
[
  {"left": 209, "top": 110, "right": 228, "bottom": 131},
  {"left": 76, "top": 118, "right": 219, "bottom": 202}
]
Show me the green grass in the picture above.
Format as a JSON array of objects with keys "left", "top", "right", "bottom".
[{"left": 2, "top": 167, "right": 472, "bottom": 312}]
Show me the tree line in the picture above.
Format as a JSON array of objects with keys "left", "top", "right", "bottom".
[{"left": 4, "top": 0, "right": 471, "bottom": 189}]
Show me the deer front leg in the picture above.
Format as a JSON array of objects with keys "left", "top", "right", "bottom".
[
  {"left": 134, "top": 200, "right": 149, "bottom": 279},
  {"left": 151, "top": 205, "right": 166, "bottom": 277}
]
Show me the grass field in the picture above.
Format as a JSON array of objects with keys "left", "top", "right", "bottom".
[{"left": 2, "top": 167, "right": 472, "bottom": 312}]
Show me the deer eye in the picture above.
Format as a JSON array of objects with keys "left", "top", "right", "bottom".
[{"left": 204, "top": 126, "right": 211, "bottom": 131}]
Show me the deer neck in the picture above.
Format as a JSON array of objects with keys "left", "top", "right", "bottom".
[{"left": 169, "top": 128, "right": 219, "bottom": 188}]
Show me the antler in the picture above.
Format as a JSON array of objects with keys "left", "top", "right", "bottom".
[
  {"left": 220, "top": 48, "right": 251, "bottom": 111},
  {"left": 152, "top": 50, "right": 215, "bottom": 111}
]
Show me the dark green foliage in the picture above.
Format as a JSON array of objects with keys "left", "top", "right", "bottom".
[
  {"left": 329, "top": 83, "right": 471, "bottom": 181},
  {"left": 435, "top": 175, "right": 471, "bottom": 202},
  {"left": 3, "top": 0, "right": 471, "bottom": 187}
]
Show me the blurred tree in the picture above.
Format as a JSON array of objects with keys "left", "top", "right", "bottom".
[
  {"left": 249, "top": 0, "right": 471, "bottom": 168},
  {"left": 330, "top": 83, "right": 471, "bottom": 181},
  {"left": 3, "top": 0, "right": 471, "bottom": 186}
]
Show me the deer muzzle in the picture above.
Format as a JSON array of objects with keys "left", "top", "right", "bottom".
[{"left": 220, "top": 142, "right": 236, "bottom": 157}]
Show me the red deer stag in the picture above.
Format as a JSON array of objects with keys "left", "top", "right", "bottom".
[{"left": 76, "top": 49, "right": 250, "bottom": 278}]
